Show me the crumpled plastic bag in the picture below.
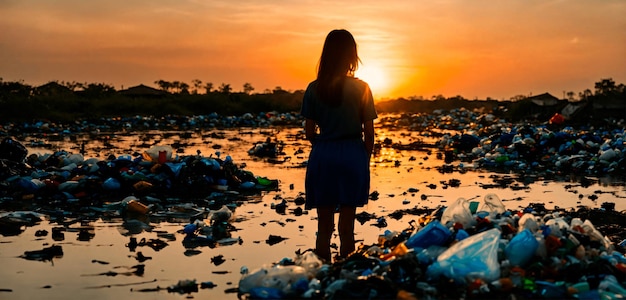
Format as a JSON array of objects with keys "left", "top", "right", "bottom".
[
  {"left": 293, "top": 251, "right": 323, "bottom": 278},
  {"left": 505, "top": 229, "right": 539, "bottom": 267},
  {"left": 441, "top": 197, "right": 474, "bottom": 228},
  {"left": 544, "top": 215, "right": 570, "bottom": 237},
  {"left": 581, "top": 219, "right": 613, "bottom": 250},
  {"left": 405, "top": 220, "right": 451, "bottom": 250},
  {"left": 476, "top": 193, "right": 506, "bottom": 220},
  {"left": 238, "top": 264, "right": 308, "bottom": 296},
  {"left": 209, "top": 205, "right": 234, "bottom": 223},
  {"left": 518, "top": 213, "right": 539, "bottom": 233},
  {"left": 426, "top": 228, "right": 501, "bottom": 284}
]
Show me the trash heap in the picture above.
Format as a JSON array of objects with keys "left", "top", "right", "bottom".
[
  {"left": 440, "top": 125, "right": 625, "bottom": 177},
  {"left": 237, "top": 194, "right": 626, "bottom": 299},
  {"left": 376, "top": 109, "right": 625, "bottom": 177},
  {"left": 1, "top": 111, "right": 304, "bottom": 136},
  {"left": 0, "top": 137, "right": 278, "bottom": 214}
]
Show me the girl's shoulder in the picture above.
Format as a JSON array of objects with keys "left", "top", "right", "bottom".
[
  {"left": 346, "top": 77, "right": 371, "bottom": 91},
  {"left": 306, "top": 80, "right": 319, "bottom": 90}
]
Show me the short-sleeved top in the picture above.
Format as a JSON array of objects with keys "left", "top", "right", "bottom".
[{"left": 301, "top": 77, "right": 378, "bottom": 141}]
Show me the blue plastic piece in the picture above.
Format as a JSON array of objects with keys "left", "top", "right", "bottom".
[{"left": 405, "top": 220, "right": 451, "bottom": 250}]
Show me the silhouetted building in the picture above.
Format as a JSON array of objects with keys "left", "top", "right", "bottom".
[
  {"left": 34, "top": 82, "right": 72, "bottom": 97},
  {"left": 507, "top": 93, "right": 567, "bottom": 121},
  {"left": 118, "top": 84, "right": 168, "bottom": 98}
]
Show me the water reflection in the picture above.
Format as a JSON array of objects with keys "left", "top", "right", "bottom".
[{"left": 1, "top": 125, "right": 624, "bottom": 299}]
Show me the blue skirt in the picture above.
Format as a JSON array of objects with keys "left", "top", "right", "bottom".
[{"left": 305, "top": 138, "right": 370, "bottom": 209}]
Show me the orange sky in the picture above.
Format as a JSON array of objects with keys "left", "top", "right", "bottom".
[{"left": 1, "top": 0, "right": 625, "bottom": 100}]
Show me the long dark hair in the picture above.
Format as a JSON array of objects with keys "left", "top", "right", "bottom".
[{"left": 316, "top": 29, "right": 360, "bottom": 106}]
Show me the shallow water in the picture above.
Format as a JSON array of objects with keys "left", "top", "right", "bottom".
[{"left": 1, "top": 125, "right": 625, "bottom": 299}]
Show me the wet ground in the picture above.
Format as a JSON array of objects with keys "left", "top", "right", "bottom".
[{"left": 1, "top": 114, "right": 625, "bottom": 299}]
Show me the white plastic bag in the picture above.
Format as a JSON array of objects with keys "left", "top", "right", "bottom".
[
  {"left": 476, "top": 193, "right": 506, "bottom": 220},
  {"left": 518, "top": 213, "right": 540, "bottom": 233},
  {"left": 441, "top": 197, "right": 474, "bottom": 228}
]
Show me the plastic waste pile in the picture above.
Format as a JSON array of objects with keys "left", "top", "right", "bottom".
[
  {"left": 248, "top": 137, "right": 285, "bottom": 158},
  {"left": 0, "top": 138, "right": 278, "bottom": 216},
  {"left": 181, "top": 205, "right": 243, "bottom": 248},
  {"left": 376, "top": 109, "right": 625, "bottom": 177},
  {"left": 238, "top": 193, "right": 626, "bottom": 299},
  {"left": 1, "top": 111, "right": 304, "bottom": 136},
  {"left": 442, "top": 125, "right": 625, "bottom": 177}
]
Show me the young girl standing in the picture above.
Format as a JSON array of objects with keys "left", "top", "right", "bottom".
[{"left": 301, "top": 29, "right": 377, "bottom": 262}]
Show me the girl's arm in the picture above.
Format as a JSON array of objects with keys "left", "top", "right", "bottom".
[
  {"left": 363, "top": 119, "right": 375, "bottom": 158},
  {"left": 305, "top": 118, "right": 317, "bottom": 143}
]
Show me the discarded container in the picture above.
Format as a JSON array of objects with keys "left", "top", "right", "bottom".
[
  {"left": 405, "top": 220, "right": 451, "bottom": 250},
  {"left": 127, "top": 200, "right": 149, "bottom": 214},
  {"left": 158, "top": 150, "right": 167, "bottom": 164},
  {"left": 102, "top": 177, "right": 121, "bottom": 190}
]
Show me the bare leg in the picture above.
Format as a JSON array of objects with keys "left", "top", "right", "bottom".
[
  {"left": 315, "top": 206, "right": 335, "bottom": 262},
  {"left": 338, "top": 206, "right": 356, "bottom": 258}
]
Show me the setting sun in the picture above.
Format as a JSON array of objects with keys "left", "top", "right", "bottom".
[{"left": 356, "top": 62, "right": 390, "bottom": 98}]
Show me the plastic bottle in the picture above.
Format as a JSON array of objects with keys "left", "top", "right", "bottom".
[
  {"left": 380, "top": 242, "right": 408, "bottom": 260},
  {"left": 535, "top": 281, "right": 566, "bottom": 298},
  {"left": 598, "top": 275, "right": 626, "bottom": 295}
]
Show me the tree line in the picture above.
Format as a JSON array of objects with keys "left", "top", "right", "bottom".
[{"left": 0, "top": 77, "right": 623, "bottom": 124}]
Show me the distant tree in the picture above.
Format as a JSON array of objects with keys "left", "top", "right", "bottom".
[
  {"left": 566, "top": 91, "right": 575, "bottom": 101},
  {"left": 179, "top": 82, "right": 190, "bottom": 94},
  {"left": 431, "top": 94, "right": 445, "bottom": 101},
  {"left": 191, "top": 79, "right": 202, "bottom": 94},
  {"left": 510, "top": 94, "right": 527, "bottom": 102},
  {"left": 273, "top": 86, "right": 288, "bottom": 94},
  {"left": 579, "top": 89, "right": 592, "bottom": 101},
  {"left": 243, "top": 82, "right": 254, "bottom": 94},
  {"left": 594, "top": 78, "right": 616, "bottom": 96},
  {"left": 218, "top": 83, "right": 232, "bottom": 94},
  {"left": 449, "top": 95, "right": 466, "bottom": 101},
  {"left": 82, "top": 83, "right": 116, "bottom": 98},
  {"left": 617, "top": 83, "right": 625, "bottom": 94},
  {"left": 61, "top": 81, "right": 83, "bottom": 91},
  {"left": 171, "top": 81, "right": 182, "bottom": 93},
  {"left": 204, "top": 82, "right": 214, "bottom": 94},
  {"left": 0, "top": 80, "right": 32, "bottom": 101},
  {"left": 155, "top": 80, "right": 172, "bottom": 92}
]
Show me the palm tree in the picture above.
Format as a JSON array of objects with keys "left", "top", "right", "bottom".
[
  {"left": 243, "top": 82, "right": 254, "bottom": 94},
  {"left": 191, "top": 79, "right": 202, "bottom": 94},
  {"left": 218, "top": 83, "right": 232, "bottom": 94},
  {"left": 594, "top": 78, "right": 616, "bottom": 96},
  {"left": 155, "top": 80, "right": 172, "bottom": 92},
  {"left": 179, "top": 82, "right": 190, "bottom": 94},
  {"left": 204, "top": 82, "right": 213, "bottom": 94}
]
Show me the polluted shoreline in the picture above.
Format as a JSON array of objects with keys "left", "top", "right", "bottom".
[{"left": 1, "top": 110, "right": 625, "bottom": 299}]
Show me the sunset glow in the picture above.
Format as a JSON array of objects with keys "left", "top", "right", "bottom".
[
  {"left": 1, "top": 0, "right": 625, "bottom": 100},
  {"left": 356, "top": 62, "right": 390, "bottom": 98}
]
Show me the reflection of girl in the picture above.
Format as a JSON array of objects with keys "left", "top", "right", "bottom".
[{"left": 300, "top": 29, "right": 377, "bottom": 262}]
